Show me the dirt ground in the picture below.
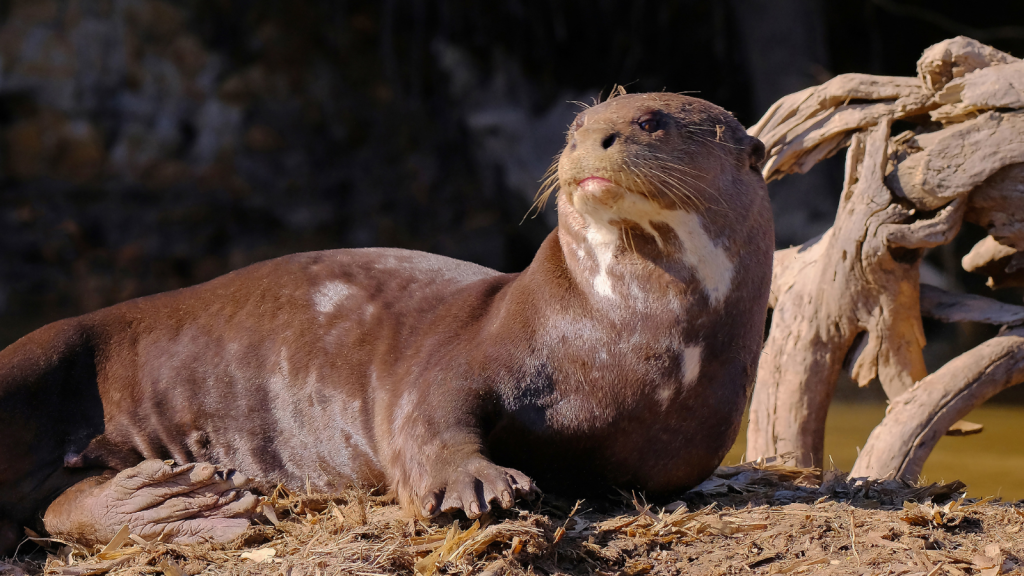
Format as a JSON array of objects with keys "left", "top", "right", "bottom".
[{"left": 2, "top": 461, "right": 1022, "bottom": 576}]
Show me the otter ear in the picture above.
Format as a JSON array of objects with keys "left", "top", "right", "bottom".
[{"left": 744, "top": 136, "right": 766, "bottom": 170}]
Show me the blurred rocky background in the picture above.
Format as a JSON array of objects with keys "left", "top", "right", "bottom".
[{"left": 1, "top": 0, "right": 1023, "bottom": 382}]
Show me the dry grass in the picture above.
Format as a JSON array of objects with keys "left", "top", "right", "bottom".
[{"left": 3, "top": 461, "right": 1023, "bottom": 576}]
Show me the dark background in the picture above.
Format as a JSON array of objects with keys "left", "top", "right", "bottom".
[{"left": 1, "top": 0, "right": 1023, "bottom": 400}]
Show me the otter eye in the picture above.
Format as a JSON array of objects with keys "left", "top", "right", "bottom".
[{"left": 638, "top": 115, "right": 661, "bottom": 133}]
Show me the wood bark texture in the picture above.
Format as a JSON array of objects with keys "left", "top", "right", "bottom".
[{"left": 745, "top": 36, "right": 1024, "bottom": 478}]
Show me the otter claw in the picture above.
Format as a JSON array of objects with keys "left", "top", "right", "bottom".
[{"left": 419, "top": 459, "right": 537, "bottom": 520}]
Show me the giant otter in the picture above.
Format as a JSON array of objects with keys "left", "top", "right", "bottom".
[{"left": 0, "top": 92, "right": 772, "bottom": 553}]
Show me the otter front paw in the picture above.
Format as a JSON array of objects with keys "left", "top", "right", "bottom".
[
  {"left": 47, "top": 460, "right": 259, "bottom": 547},
  {"left": 419, "top": 458, "right": 539, "bottom": 519}
]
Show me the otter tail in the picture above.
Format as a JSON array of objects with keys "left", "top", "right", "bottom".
[{"left": 0, "top": 318, "right": 105, "bottom": 554}]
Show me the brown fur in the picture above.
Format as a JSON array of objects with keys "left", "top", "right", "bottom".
[{"left": 0, "top": 93, "right": 772, "bottom": 553}]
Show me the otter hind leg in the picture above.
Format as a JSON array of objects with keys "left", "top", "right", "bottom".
[{"left": 44, "top": 460, "right": 259, "bottom": 549}]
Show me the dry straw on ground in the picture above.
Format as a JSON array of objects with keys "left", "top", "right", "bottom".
[{"left": 3, "top": 460, "right": 1022, "bottom": 576}]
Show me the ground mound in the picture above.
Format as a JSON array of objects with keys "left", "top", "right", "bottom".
[{"left": 3, "top": 461, "right": 1022, "bottom": 576}]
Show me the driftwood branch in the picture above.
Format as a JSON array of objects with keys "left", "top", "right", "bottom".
[
  {"left": 886, "top": 110, "right": 1024, "bottom": 210},
  {"left": 746, "top": 36, "right": 1024, "bottom": 476},
  {"left": 962, "top": 236, "right": 1024, "bottom": 289},
  {"left": 921, "top": 284, "right": 1024, "bottom": 326},
  {"left": 962, "top": 163, "right": 1024, "bottom": 288},
  {"left": 916, "top": 36, "right": 1020, "bottom": 92},
  {"left": 746, "top": 119, "right": 930, "bottom": 468},
  {"left": 849, "top": 327, "right": 1024, "bottom": 481},
  {"left": 749, "top": 75, "right": 933, "bottom": 182}
]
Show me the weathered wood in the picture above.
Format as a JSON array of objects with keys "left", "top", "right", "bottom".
[
  {"left": 917, "top": 36, "right": 1019, "bottom": 92},
  {"left": 962, "top": 163, "right": 1024, "bottom": 288},
  {"left": 920, "top": 283, "right": 1024, "bottom": 326},
  {"left": 886, "top": 111, "right": 1024, "bottom": 210},
  {"left": 746, "top": 120, "right": 940, "bottom": 467},
  {"left": 962, "top": 236, "right": 1024, "bottom": 289},
  {"left": 763, "top": 97, "right": 931, "bottom": 179},
  {"left": 749, "top": 74, "right": 927, "bottom": 146},
  {"left": 931, "top": 61, "right": 1024, "bottom": 123},
  {"left": 966, "top": 162, "right": 1024, "bottom": 251},
  {"left": 750, "top": 74, "right": 933, "bottom": 182},
  {"left": 746, "top": 36, "right": 1024, "bottom": 478},
  {"left": 849, "top": 327, "right": 1024, "bottom": 481}
]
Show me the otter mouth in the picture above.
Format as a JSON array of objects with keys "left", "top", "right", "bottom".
[
  {"left": 574, "top": 176, "right": 625, "bottom": 208},
  {"left": 578, "top": 176, "right": 614, "bottom": 193}
]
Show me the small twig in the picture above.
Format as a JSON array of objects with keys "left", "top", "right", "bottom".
[
  {"left": 552, "top": 500, "right": 584, "bottom": 546},
  {"left": 850, "top": 510, "right": 860, "bottom": 567}
]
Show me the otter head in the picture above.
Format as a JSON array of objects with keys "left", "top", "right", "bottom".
[{"left": 542, "top": 92, "right": 769, "bottom": 305}]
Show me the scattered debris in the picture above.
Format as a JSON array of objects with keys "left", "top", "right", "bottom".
[
  {"left": 239, "top": 547, "right": 277, "bottom": 563},
  {"left": 899, "top": 492, "right": 997, "bottom": 527},
  {"left": 7, "top": 463, "right": 1021, "bottom": 575}
]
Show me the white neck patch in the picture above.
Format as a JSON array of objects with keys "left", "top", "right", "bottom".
[{"left": 575, "top": 193, "right": 735, "bottom": 307}]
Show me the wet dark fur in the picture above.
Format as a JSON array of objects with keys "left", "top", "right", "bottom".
[{"left": 0, "top": 93, "right": 773, "bottom": 553}]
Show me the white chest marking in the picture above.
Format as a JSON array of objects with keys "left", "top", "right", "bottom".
[
  {"left": 584, "top": 223, "right": 620, "bottom": 297},
  {"left": 665, "top": 211, "right": 735, "bottom": 307},
  {"left": 577, "top": 194, "right": 735, "bottom": 306}
]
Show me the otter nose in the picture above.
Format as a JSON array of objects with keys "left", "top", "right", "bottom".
[{"left": 573, "top": 122, "right": 620, "bottom": 153}]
